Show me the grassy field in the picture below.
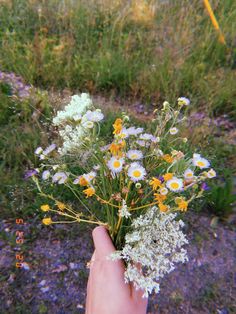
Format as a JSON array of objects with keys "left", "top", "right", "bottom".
[{"left": 0, "top": 0, "right": 235, "bottom": 117}]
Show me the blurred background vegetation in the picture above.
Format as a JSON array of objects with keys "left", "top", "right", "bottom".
[{"left": 0, "top": 0, "right": 235, "bottom": 220}]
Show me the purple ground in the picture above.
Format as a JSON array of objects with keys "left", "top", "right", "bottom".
[{"left": 0, "top": 212, "right": 235, "bottom": 314}]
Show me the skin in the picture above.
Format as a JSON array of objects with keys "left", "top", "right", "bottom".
[{"left": 86, "top": 226, "right": 148, "bottom": 314}]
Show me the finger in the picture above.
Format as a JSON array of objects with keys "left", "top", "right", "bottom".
[
  {"left": 92, "top": 226, "right": 116, "bottom": 259},
  {"left": 85, "top": 251, "right": 96, "bottom": 313}
]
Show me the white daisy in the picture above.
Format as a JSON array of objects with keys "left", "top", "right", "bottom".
[
  {"left": 136, "top": 140, "right": 150, "bottom": 147},
  {"left": 35, "top": 147, "right": 43, "bottom": 155},
  {"left": 128, "top": 162, "right": 146, "bottom": 182},
  {"left": 126, "top": 150, "right": 143, "bottom": 160},
  {"left": 193, "top": 156, "right": 210, "bottom": 169},
  {"left": 169, "top": 127, "right": 178, "bottom": 135},
  {"left": 42, "top": 170, "right": 50, "bottom": 180},
  {"left": 43, "top": 143, "right": 56, "bottom": 156},
  {"left": 160, "top": 187, "right": 168, "bottom": 195},
  {"left": 52, "top": 172, "right": 68, "bottom": 184},
  {"left": 207, "top": 169, "right": 216, "bottom": 178},
  {"left": 140, "top": 133, "right": 154, "bottom": 141},
  {"left": 184, "top": 169, "right": 194, "bottom": 179},
  {"left": 178, "top": 97, "right": 190, "bottom": 106},
  {"left": 166, "top": 177, "right": 183, "bottom": 192},
  {"left": 84, "top": 110, "right": 104, "bottom": 122},
  {"left": 127, "top": 127, "right": 144, "bottom": 136},
  {"left": 84, "top": 171, "right": 97, "bottom": 182},
  {"left": 82, "top": 120, "right": 94, "bottom": 129},
  {"left": 107, "top": 157, "right": 124, "bottom": 174},
  {"left": 119, "top": 128, "right": 129, "bottom": 139}
]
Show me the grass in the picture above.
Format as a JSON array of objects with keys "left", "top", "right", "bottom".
[{"left": 0, "top": 0, "right": 235, "bottom": 117}]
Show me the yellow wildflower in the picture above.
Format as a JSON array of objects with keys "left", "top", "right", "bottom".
[
  {"left": 163, "top": 154, "right": 174, "bottom": 163},
  {"left": 79, "top": 176, "right": 89, "bottom": 186},
  {"left": 154, "top": 193, "right": 167, "bottom": 203},
  {"left": 149, "top": 177, "right": 162, "bottom": 190},
  {"left": 42, "top": 217, "right": 52, "bottom": 225},
  {"left": 158, "top": 203, "right": 168, "bottom": 212},
  {"left": 56, "top": 202, "right": 66, "bottom": 211},
  {"left": 83, "top": 187, "right": 95, "bottom": 198},
  {"left": 40, "top": 204, "right": 50, "bottom": 212},
  {"left": 113, "top": 118, "right": 123, "bottom": 135},
  {"left": 163, "top": 173, "right": 173, "bottom": 181},
  {"left": 178, "top": 200, "right": 188, "bottom": 212}
]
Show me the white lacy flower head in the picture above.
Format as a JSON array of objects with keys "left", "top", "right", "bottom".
[
  {"left": 110, "top": 207, "right": 188, "bottom": 297},
  {"left": 118, "top": 199, "right": 131, "bottom": 218},
  {"left": 53, "top": 93, "right": 92, "bottom": 126}
]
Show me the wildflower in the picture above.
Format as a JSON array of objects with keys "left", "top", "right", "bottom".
[
  {"left": 163, "top": 154, "right": 174, "bottom": 163},
  {"left": 149, "top": 177, "right": 162, "bottom": 190},
  {"left": 135, "top": 182, "right": 142, "bottom": 189},
  {"left": 109, "top": 142, "right": 125, "bottom": 156},
  {"left": 160, "top": 187, "right": 168, "bottom": 195},
  {"left": 207, "top": 169, "right": 216, "bottom": 178},
  {"left": 40, "top": 204, "right": 50, "bottom": 212},
  {"left": 82, "top": 120, "right": 94, "bottom": 129},
  {"left": 178, "top": 97, "right": 190, "bottom": 106},
  {"left": 107, "top": 157, "right": 124, "bottom": 174},
  {"left": 111, "top": 208, "right": 188, "bottom": 297},
  {"left": 118, "top": 200, "right": 131, "bottom": 218},
  {"left": 43, "top": 143, "right": 56, "bottom": 156},
  {"left": 126, "top": 150, "right": 143, "bottom": 160},
  {"left": 127, "top": 126, "right": 143, "bottom": 136},
  {"left": 178, "top": 199, "right": 188, "bottom": 212},
  {"left": 84, "top": 110, "right": 104, "bottom": 122},
  {"left": 42, "top": 218, "right": 52, "bottom": 225},
  {"left": 166, "top": 177, "right": 183, "bottom": 192},
  {"left": 163, "top": 173, "right": 173, "bottom": 181},
  {"left": 78, "top": 176, "right": 89, "bottom": 186},
  {"left": 158, "top": 203, "right": 168, "bottom": 212},
  {"left": 139, "top": 133, "right": 155, "bottom": 141},
  {"left": 42, "top": 170, "right": 50, "bottom": 180},
  {"left": 53, "top": 93, "right": 92, "bottom": 126},
  {"left": 119, "top": 128, "right": 129, "bottom": 139},
  {"left": 24, "top": 169, "right": 38, "bottom": 179},
  {"left": 52, "top": 172, "right": 68, "bottom": 184},
  {"left": 56, "top": 202, "right": 66, "bottom": 211},
  {"left": 169, "top": 127, "right": 178, "bottom": 135},
  {"left": 83, "top": 187, "right": 95, "bottom": 198},
  {"left": 113, "top": 118, "right": 123, "bottom": 135},
  {"left": 128, "top": 163, "right": 147, "bottom": 182},
  {"left": 136, "top": 140, "right": 149, "bottom": 147},
  {"left": 193, "top": 155, "right": 210, "bottom": 169},
  {"left": 201, "top": 182, "right": 210, "bottom": 191},
  {"left": 184, "top": 169, "right": 194, "bottom": 179},
  {"left": 35, "top": 147, "right": 43, "bottom": 155},
  {"left": 154, "top": 193, "right": 167, "bottom": 203}
]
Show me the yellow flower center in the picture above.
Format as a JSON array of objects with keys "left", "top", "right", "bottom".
[
  {"left": 170, "top": 182, "right": 179, "bottom": 189},
  {"left": 113, "top": 160, "right": 121, "bottom": 168},
  {"left": 187, "top": 173, "right": 193, "bottom": 177},
  {"left": 197, "top": 161, "right": 205, "bottom": 167},
  {"left": 133, "top": 170, "right": 141, "bottom": 178},
  {"left": 131, "top": 154, "right": 138, "bottom": 159}
]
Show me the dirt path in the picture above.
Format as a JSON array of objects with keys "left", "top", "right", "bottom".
[{"left": 0, "top": 212, "right": 235, "bottom": 314}]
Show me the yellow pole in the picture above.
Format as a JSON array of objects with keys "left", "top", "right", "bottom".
[{"left": 203, "top": 0, "right": 226, "bottom": 45}]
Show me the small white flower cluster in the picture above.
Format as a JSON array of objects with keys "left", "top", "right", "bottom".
[
  {"left": 118, "top": 200, "right": 131, "bottom": 218},
  {"left": 52, "top": 94, "right": 92, "bottom": 125},
  {"left": 111, "top": 207, "right": 188, "bottom": 297},
  {"left": 52, "top": 94, "right": 104, "bottom": 155}
]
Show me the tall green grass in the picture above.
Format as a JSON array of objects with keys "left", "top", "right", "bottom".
[{"left": 0, "top": 0, "right": 235, "bottom": 117}]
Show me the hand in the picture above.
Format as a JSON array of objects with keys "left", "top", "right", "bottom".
[{"left": 85, "top": 226, "right": 148, "bottom": 314}]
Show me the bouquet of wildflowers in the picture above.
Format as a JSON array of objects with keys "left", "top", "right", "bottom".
[{"left": 31, "top": 93, "right": 216, "bottom": 296}]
